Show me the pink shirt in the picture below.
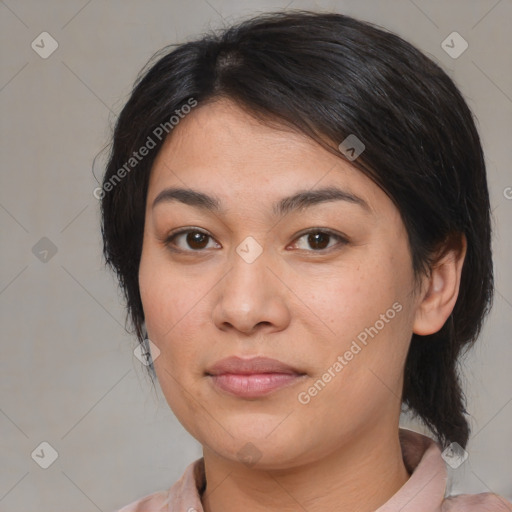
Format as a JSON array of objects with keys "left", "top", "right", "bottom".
[{"left": 117, "top": 429, "right": 511, "bottom": 511}]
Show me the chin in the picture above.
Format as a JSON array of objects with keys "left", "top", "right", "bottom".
[{"left": 198, "top": 418, "right": 313, "bottom": 469}]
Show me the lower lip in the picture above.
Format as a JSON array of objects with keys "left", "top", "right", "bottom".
[{"left": 209, "top": 373, "right": 304, "bottom": 398}]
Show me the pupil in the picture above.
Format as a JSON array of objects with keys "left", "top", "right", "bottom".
[
  {"left": 187, "top": 232, "right": 208, "bottom": 249},
  {"left": 308, "top": 232, "right": 329, "bottom": 250}
]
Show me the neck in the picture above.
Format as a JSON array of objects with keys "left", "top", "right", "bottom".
[{"left": 201, "top": 426, "right": 409, "bottom": 512}]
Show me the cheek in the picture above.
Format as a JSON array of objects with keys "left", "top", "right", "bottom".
[
  {"left": 139, "top": 243, "right": 210, "bottom": 339},
  {"left": 291, "top": 244, "right": 415, "bottom": 395},
  {"left": 138, "top": 242, "right": 231, "bottom": 380},
  {"left": 139, "top": 258, "right": 212, "bottom": 437},
  {"left": 293, "top": 256, "right": 407, "bottom": 341}
]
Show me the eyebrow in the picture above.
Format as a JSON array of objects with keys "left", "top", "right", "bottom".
[{"left": 152, "top": 186, "right": 370, "bottom": 216}]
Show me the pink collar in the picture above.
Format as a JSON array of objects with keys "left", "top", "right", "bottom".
[{"left": 118, "top": 428, "right": 510, "bottom": 511}]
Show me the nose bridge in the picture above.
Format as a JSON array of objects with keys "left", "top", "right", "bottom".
[
  {"left": 226, "top": 242, "right": 274, "bottom": 309},
  {"left": 212, "top": 240, "right": 290, "bottom": 333}
]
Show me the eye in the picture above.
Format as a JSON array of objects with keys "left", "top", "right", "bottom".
[
  {"left": 289, "top": 229, "right": 348, "bottom": 251},
  {"left": 164, "top": 228, "right": 347, "bottom": 253},
  {"left": 164, "top": 228, "right": 221, "bottom": 252}
]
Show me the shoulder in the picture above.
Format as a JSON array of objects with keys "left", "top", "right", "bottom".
[{"left": 442, "top": 492, "right": 512, "bottom": 511}]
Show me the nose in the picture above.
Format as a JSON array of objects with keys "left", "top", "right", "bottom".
[{"left": 211, "top": 248, "right": 291, "bottom": 336}]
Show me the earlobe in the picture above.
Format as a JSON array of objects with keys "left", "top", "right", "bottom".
[{"left": 413, "top": 235, "right": 467, "bottom": 336}]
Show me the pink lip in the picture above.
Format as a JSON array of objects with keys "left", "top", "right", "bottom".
[{"left": 206, "top": 356, "right": 306, "bottom": 398}]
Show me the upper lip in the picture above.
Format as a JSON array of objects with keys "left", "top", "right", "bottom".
[{"left": 206, "top": 356, "right": 304, "bottom": 376}]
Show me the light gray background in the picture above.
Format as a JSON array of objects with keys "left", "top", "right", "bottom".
[{"left": 1, "top": 0, "right": 511, "bottom": 510}]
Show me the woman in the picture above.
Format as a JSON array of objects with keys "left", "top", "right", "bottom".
[{"left": 100, "top": 11, "right": 511, "bottom": 512}]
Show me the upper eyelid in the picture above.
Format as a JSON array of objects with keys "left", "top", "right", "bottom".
[
  {"left": 164, "top": 226, "right": 210, "bottom": 240},
  {"left": 289, "top": 230, "right": 347, "bottom": 250},
  {"left": 293, "top": 227, "right": 347, "bottom": 240},
  {"left": 165, "top": 227, "right": 219, "bottom": 246}
]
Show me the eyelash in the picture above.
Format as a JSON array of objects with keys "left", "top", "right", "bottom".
[{"left": 163, "top": 227, "right": 348, "bottom": 254}]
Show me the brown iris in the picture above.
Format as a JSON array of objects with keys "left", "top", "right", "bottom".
[
  {"left": 307, "top": 232, "right": 330, "bottom": 250},
  {"left": 186, "top": 231, "right": 209, "bottom": 250}
]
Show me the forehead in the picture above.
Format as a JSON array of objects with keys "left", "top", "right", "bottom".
[{"left": 148, "top": 99, "right": 385, "bottom": 216}]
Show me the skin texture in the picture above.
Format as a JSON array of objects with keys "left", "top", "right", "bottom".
[{"left": 138, "top": 99, "right": 466, "bottom": 512}]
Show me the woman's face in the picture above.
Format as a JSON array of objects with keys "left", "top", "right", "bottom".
[{"left": 139, "top": 99, "right": 422, "bottom": 469}]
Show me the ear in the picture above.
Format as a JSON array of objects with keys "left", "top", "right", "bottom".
[{"left": 413, "top": 234, "right": 467, "bottom": 336}]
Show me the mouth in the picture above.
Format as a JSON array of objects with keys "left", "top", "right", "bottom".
[{"left": 206, "top": 356, "right": 307, "bottom": 399}]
